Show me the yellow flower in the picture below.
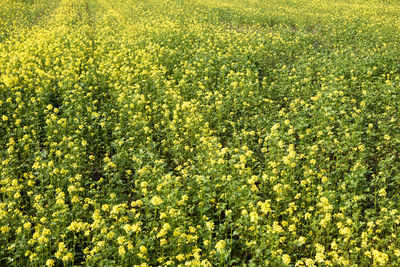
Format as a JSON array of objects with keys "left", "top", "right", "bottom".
[
  {"left": 249, "top": 211, "right": 258, "bottom": 223},
  {"left": 118, "top": 246, "right": 126, "bottom": 256},
  {"left": 315, "top": 252, "right": 325, "bottom": 263},
  {"left": 150, "top": 195, "right": 163, "bottom": 206},
  {"left": 215, "top": 240, "right": 226, "bottom": 252},
  {"left": 206, "top": 221, "right": 214, "bottom": 231},
  {"left": 176, "top": 254, "right": 185, "bottom": 261},
  {"left": 58, "top": 242, "right": 66, "bottom": 252},
  {"left": 372, "top": 249, "right": 388, "bottom": 266},
  {"left": 282, "top": 254, "right": 291, "bottom": 265},
  {"left": 298, "top": 236, "right": 306, "bottom": 246},
  {"left": 304, "top": 258, "right": 315, "bottom": 267},
  {"left": 378, "top": 188, "right": 387, "bottom": 197},
  {"left": 46, "top": 259, "right": 55, "bottom": 267},
  {"left": 258, "top": 200, "right": 271, "bottom": 214},
  {"left": 140, "top": 245, "right": 147, "bottom": 254},
  {"left": 62, "top": 252, "right": 73, "bottom": 262}
]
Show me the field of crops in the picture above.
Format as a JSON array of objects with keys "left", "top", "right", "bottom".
[{"left": 1, "top": 0, "right": 400, "bottom": 265}]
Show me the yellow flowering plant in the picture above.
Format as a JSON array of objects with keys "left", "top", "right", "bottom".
[{"left": 1, "top": 0, "right": 400, "bottom": 266}]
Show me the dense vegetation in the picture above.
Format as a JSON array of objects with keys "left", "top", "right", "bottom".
[{"left": 1, "top": 0, "right": 400, "bottom": 265}]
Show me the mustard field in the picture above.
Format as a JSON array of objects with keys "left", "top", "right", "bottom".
[{"left": 1, "top": 0, "right": 400, "bottom": 266}]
